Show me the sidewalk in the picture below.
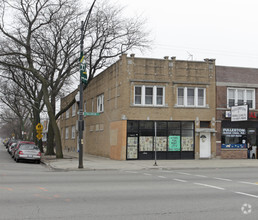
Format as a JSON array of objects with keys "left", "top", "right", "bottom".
[{"left": 41, "top": 153, "right": 258, "bottom": 171}]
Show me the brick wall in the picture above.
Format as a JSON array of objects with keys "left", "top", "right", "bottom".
[{"left": 221, "top": 149, "right": 247, "bottom": 159}]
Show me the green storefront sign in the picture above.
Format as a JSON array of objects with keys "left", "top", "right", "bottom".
[{"left": 168, "top": 136, "right": 180, "bottom": 151}]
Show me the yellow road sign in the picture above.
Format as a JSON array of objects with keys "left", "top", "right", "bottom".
[
  {"left": 36, "top": 123, "right": 43, "bottom": 131},
  {"left": 36, "top": 133, "right": 43, "bottom": 140}
]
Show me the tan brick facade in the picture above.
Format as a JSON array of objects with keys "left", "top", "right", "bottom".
[{"left": 60, "top": 54, "right": 217, "bottom": 160}]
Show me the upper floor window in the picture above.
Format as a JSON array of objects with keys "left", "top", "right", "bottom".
[
  {"left": 72, "top": 103, "right": 76, "bottom": 117},
  {"left": 97, "top": 94, "right": 104, "bottom": 113},
  {"left": 65, "top": 127, "right": 69, "bottom": 139},
  {"left": 134, "top": 85, "right": 165, "bottom": 106},
  {"left": 71, "top": 126, "right": 76, "bottom": 139},
  {"left": 227, "top": 88, "right": 255, "bottom": 109},
  {"left": 65, "top": 109, "right": 69, "bottom": 119},
  {"left": 177, "top": 87, "right": 206, "bottom": 107}
]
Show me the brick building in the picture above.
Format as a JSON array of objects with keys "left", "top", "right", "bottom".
[
  {"left": 216, "top": 66, "right": 258, "bottom": 159},
  {"left": 60, "top": 54, "right": 217, "bottom": 160}
]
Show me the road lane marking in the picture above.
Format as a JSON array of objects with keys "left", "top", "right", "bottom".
[
  {"left": 161, "top": 170, "right": 174, "bottom": 173},
  {"left": 125, "top": 171, "right": 138, "bottom": 174},
  {"left": 158, "top": 176, "right": 166, "bottom": 179},
  {"left": 143, "top": 173, "right": 152, "bottom": 176},
  {"left": 176, "top": 172, "right": 191, "bottom": 176},
  {"left": 238, "top": 181, "right": 258, "bottom": 186},
  {"left": 235, "top": 192, "right": 258, "bottom": 199},
  {"left": 213, "top": 177, "right": 232, "bottom": 182},
  {"left": 173, "top": 179, "right": 187, "bottom": 183},
  {"left": 195, "top": 175, "right": 207, "bottom": 178},
  {"left": 194, "top": 183, "right": 225, "bottom": 190}
]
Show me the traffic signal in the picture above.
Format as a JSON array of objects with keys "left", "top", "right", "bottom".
[
  {"left": 36, "top": 123, "right": 43, "bottom": 140},
  {"left": 80, "top": 63, "right": 87, "bottom": 85}
]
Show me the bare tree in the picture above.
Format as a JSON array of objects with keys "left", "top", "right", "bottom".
[
  {"left": 0, "top": 0, "right": 151, "bottom": 158},
  {"left": 0, "top": 0, "right": 84, "bottom": 158},
  {"left": 57, "top": 0, "right": 151, "bottom": 117},
  {"left": 0, "top": 80, "right": 31, "bottom": 140}
]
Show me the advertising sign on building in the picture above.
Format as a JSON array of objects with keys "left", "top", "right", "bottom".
[
  {"left": 231, "top": 105, "right": 248, "bottom": 121},
  {"left": 168, "top": 136, "right": 180, "bottom": 151}
]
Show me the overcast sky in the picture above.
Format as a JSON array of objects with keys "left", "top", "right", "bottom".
[{"left": 113, "top": 0, "right": 258, "bottom": 68}]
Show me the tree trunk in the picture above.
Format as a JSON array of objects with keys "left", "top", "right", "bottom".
[
  {"left": 42, "top": 83, "right": 63, "bottom": 158},
  {"left": 45, "top": 118, "right": 55, "bottom": 155}
]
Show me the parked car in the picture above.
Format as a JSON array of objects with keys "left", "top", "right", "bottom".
[
  {"left": 6, "top": 139, "right": 18, "bottom": 152},
  {"left": 14, "top": 142, "right": 41, "bottom": 163},
  {"left": 11, "top": 141, "right": 34, "bottom": 158},
  {"left": 8, "top": 143, "right": 17, "bottom": 154}
]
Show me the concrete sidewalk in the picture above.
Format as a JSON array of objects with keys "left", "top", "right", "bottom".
[{"left": 41, "top": 153, "right": 258, "bottom": 171}]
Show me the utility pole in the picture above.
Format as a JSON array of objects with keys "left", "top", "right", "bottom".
[
  {"left": 78, "top": 21, "right": 84, "bottom": 169},
  {"left": 78, "top": 0, "right": 96, "bottom": 168}
]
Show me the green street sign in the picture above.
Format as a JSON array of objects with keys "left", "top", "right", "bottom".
[{"left": 83, "top": 112, "right": 100, "bottom": 116}]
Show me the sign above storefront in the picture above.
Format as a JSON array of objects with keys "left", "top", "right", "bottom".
[
  {"left": 222, "top": 128, "right": 246, "bottom": 136},
  {"left": 231, "top": 105, "right": 248, "bottom": 121}
]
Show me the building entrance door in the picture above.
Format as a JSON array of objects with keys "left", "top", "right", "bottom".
[{"left": 199, "top": 132, "right": 211, "bottom": 158}]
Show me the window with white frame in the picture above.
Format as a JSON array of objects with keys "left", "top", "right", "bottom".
[
  {"left": 97, "top": 94, "right": 104, "bottom": 112},
  {"left": 134, "top": 85, "right": 165, "bottom": 106},
  {"left": 227, "top": 88, "right": 255, "bottom": 109},
  {"left": 65, "top": 127, "right": 69, "bottom": 139},
  {"left": 177, "top": 87, "right": 206, "bottom": 107},
  {"left": 72, "top": 103, "right": 76, "bottom": 117},
  {"left": 65, "top": 109, "right": 69, "bottom": 119},
  {"left": 71, "top": 126, "right": 76, "bottom": 139}
]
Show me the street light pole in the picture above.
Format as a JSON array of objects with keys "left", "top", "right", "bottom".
[{"left": 78, "top": 21, "right": 84, "bottom": 169}]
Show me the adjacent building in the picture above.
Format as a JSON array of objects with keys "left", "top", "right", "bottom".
[
  {"left": 216, "top": 66, "right": 258, "bottom": 159},
  {"left": 60, "top": 54, "right": 217, "bottom": 160}
]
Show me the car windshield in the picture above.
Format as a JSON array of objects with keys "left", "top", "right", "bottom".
[{"left": 20, "top": 144, "right": 39, "bottom": 151}]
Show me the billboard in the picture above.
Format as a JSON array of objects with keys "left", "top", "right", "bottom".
[{"left": 231, "top": 105, "right": 248, "bottom": 121}]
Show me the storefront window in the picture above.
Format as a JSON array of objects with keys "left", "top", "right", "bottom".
[
  {"left": 127, "top": 121, "right": 138, "bottom": 133},
  {"left": 127, "top": 120, "right": 195, "bottom": 159},
  {"left": 127, "top": 136, "right": 138, "bottom": 159},
  {"left": 221, "top": 128, "right": 246, "bottom": 148},
  {"left": 182, "top": 121, "right": 194, "bottom": 129},
  {"left": 140, "top": 136, "right": 153, "bottom": 151},
  {"left": 181, "top": 130, "right": 194, "bottom": 151},
  {"left": 154, "top": 137, "right": 167, "bottom": 151}
]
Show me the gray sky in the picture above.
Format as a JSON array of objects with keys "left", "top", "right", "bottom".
[{"left": 114, "top": 0, "right": 258, "bottom": 68}]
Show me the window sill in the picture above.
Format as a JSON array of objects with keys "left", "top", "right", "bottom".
[
  {"left": 131, "top": 104, "right": 168, "bottom": 108},
  {"left": 174, "top": 105, "right": 209, "bottom": 109}
]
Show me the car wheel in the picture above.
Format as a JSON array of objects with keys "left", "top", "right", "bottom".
[{"left": 252, "top": 154, "right": 255, "bottom": 159}]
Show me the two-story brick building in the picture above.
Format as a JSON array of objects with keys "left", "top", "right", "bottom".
[
  {"left": 216, "top": 66, "right": 258, "bottom": 159},
  {"left": 60, "top": 54, "right": 217, "bottom": 160}
]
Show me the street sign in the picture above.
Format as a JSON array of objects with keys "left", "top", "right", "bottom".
[
  {"left": 36, "top": 133, "right": 43, "bottom": 140},
  {"left": 83, "top": 112, "right": 100, "bottom": 116},
  {"left": 36, "top": 123, "right": 43, "bottom": 131}
]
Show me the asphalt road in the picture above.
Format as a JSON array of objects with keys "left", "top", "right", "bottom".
[{"left": 0, "top": 144, "right": 258, "bottom": 220}]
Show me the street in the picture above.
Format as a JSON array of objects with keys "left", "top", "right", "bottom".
[{"left": 0, "top": 144, "right": 258, "bottom": 220}]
